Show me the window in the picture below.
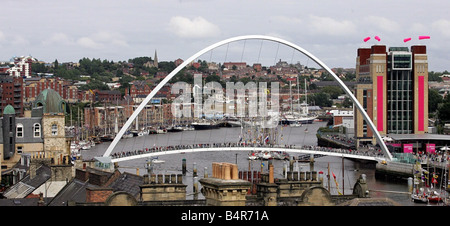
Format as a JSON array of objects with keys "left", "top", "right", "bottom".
[
  {"left": 16, "top": 123, "right": 23, "bottom": 138},
  {"left": 33, "top": 123, "right": 41, "bottom": 137},
  {"left": 51, "top": 124, "right": 58, "bottom": 136}
]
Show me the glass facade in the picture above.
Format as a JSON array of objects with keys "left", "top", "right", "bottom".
[{"left": 387, "top": 51, "right": 413, "bottom": 134}]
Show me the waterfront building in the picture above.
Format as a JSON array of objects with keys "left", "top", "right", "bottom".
[
  {"left": 23, "top": 77, "right": 76, "bottom": 104},
  {"left": 7, "top": 56, "right": 33, "bottom": 78},
  {"left": 0, "top": 73, "right": 24, "bottom": 116},
  {"left": 354, "top": 45, "right": 428, "bottom": 147},
  {"left": 126, "top": 80, "right": 151, "bottom": 98}
]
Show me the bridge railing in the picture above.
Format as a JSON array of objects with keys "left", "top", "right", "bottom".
[{"left": 109, "top": 142, "right": 386, "bottom": 160}]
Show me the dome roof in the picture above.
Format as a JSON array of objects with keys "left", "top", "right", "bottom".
[
  {"left": 33, "top": 89, "right": 67, "bottom": 114},
  {"left": 2, "top": 104, "right": 15, "bottom": 115}
]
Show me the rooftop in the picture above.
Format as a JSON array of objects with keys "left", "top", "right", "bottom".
[{"left": 389, "top": 133, "right": 450, "bottom": 141}]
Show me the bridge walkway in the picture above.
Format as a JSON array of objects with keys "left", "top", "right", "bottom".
[{"left": 109, "top": 143, "right": 386, "bottom": 163}]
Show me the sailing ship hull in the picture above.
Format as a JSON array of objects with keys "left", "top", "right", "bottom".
[
  {"left": 167, "top": 127, "right": 184, "bottom": 132},
  {"left": 428, "top": 196, "right": 443, "bottom": 203},
  {"left": 192, "top": 124, "right": 219, "bottom": 130},
  {"left": 100, "top": 135, "right": 114, "bottom": 142},
  {"left": 279, "top": 117, "right": 315, "bottom": 125},
  {"left": 412, "top": 195, "right": 428, "bottom": 203},
  {"left": 223, "top": 120, "right": 242, "bottom": 127}
]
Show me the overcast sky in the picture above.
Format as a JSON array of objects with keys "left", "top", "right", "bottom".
[{"left": 0, "top": 0, "right": 449, "bottom": 71}]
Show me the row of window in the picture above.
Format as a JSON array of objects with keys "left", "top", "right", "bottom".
[{"left": 15, "top": 123, "right": 58, "bottom": 138}]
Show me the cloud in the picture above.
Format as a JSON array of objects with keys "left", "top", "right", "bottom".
[
  {"left": 307, "top": 15, "right": 356, "bottom": 36},
  {"left": 409, "top": 23, "right": 427, "bottom": 34},
  {"left": 42, "top": 31, "right": 128, "bottom": 50},
  {"left": 0, "top": 30, "right": 5, "bottom": 42},
  {"left": 270, "top": 16, "right": 302, "bottom": 25},
  {"left": 432, "top": 19, "right": 450, "bottom": 37},
  {"left": 11, "top": 35, "right": 29, "bottom": 46},
  {"left": 77, "top": 31, "right": 129, "bottom": 49},
  {"left": 42, "top": 33, "right": 74, "bottom": 45},
  {"left": 168, "top": 16, "right": 221, "bottom": 38},
  {"left": 77, "top": 37, "right": 102, "bottom": 49},
  {"left": 364, "top": 16, "right": 400, "bottom": 33}
]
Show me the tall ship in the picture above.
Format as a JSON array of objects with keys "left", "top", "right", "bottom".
[
  {"left": 191, "top": 119, "right": 219, "bottom": 130},
  {"left": 280, "top": 111, "right": 316, "bottom": 125},
  {"left": 280, "top": 78, "right": 316, "bottom": 125}
]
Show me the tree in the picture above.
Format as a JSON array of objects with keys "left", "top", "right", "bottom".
[
  {"left": 342, "top": 97, "right": 352, "bottom": 108},
  {"left": 312, "top": 92, "right": 332, "bottom": 107},
  {"left": 428, "top": 89, "right": 442, "bottom": 113},
  {"left": 79, "top": 80, "right": 109, "bottom": 91},
  {"left": 31, "top": 62, "right": 48, "bottom": 74},
  {"left": 429, "top": 71, "right": 443, "bottom": 82},
  {"left": 438, "top": 102, "right": 450, "bottom": 122},
  {"left": 54, "top": 59, "right": 59, "bottom": 70},
  {"left": 321, "top": 86, "right": 344, "bottom": 99}
]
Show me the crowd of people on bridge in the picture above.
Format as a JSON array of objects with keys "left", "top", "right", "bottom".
[
  {"left": 300, "top": 145, "right": 385, "bottom": 158},
  {"left": 110, "top": 141, "right": 387, "bottom": 160},
  {"left": 323, "top": 134, "right": 356, "bottom": 146}
]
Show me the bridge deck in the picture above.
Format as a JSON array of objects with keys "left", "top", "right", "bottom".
[{"left": 110, "top": 146, "right": 386, "bottom": 163}]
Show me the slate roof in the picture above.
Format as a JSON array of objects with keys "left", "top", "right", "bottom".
[
  {"left": 109, "top": 172, "right": 144, "bottom": 198},
  {"left": 2, "top": 164, "right": 51, "bottom": 199},
  {"left": 47, "top": 179, "right": 101, "bottom": 206},
  {"left": 48, "top": 168, "right": 143, "bottom": 206}
]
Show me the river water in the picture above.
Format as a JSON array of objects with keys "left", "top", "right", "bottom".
[{"left": 81, "top": 122, "right": 441, "bottom": 206}]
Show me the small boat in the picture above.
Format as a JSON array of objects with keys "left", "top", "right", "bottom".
[
  {"left": 156, "top": 127, "right": 167, "bottom": 134},
  {"left": 260, "top": 151, "right": 272, "bottom": 160},
  {"left": 77, "top": 140, "right": 92, "bottom": 150},
  {"left": 289, "top": 122, "right": 302, "bottom": 127},
  {"left": 80, "top": 143, "right": 91, "bottom": 150},
  {"left": 183, "top": 125, "right": 194, "bottom": 131},
  {"left": 272, "top": 151, "right": 290, "bottom": 160},
  {"left": 411, "top": 194, "right": 428, "bottom": 204},
  {"left": 122, "top": 131, "right": 133, "bottom": 139},
  {"left": 248, "top": 152, "right": 258, "bottom": 160},
  {"left": 151, "top": 157, "right": 165, "bottom": 164},
  {"left": 167, "top": 125, "right": 184, "bottom": 132},
  {"left": 427, "top": 191, "right": 443, "bottom": 203},
  {"left": 70, "top": 141, "right": 80, "bottom": 155}
]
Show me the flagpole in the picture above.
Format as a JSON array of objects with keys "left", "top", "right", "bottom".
[
  {"left": 342, "top": 156, "right": 345, "bottom": 195},
  {"left": 327, "top": 163, "right": 331, "bottom": 192}
]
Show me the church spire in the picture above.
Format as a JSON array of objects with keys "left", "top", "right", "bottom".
[{"left": 153, "top": 50, "right": 158, "bottom": 68}]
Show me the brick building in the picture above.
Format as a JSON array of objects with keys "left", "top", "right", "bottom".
[
  {"left": 126, "top": 80, "right": 151, "bottom": 97},
  {"left": 223, "top": 62, "right": 247, "bottom": 70},
  {"left": 354, "top": 45, "right": 428, "bottom": 146},
  {"left": 0, "top": 73, "right": 24, "bottom": 116},
  {"left": 8, "top": 56, "right": 33, "bottom": 78}
]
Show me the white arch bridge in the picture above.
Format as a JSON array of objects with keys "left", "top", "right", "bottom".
[
  {"left": 110, "top": 145, "right": 386, "bottom": 163},
  {"left": 102, "top": 35, "right": 394, "bottom": 162}
]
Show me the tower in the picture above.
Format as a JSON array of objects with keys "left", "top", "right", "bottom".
[
  {"left": 2, "top": 105, "right": 16, "bottom": 160},
  {"left": 411, "top": 45, "right": 428, "bottom": 134},
  {"left": 153, "top": 50, "right": 158, "bottom": 68}
]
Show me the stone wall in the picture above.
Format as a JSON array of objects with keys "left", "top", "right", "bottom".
[{"left": 140, "top": 174, "right": 187, "bottom": 201}]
